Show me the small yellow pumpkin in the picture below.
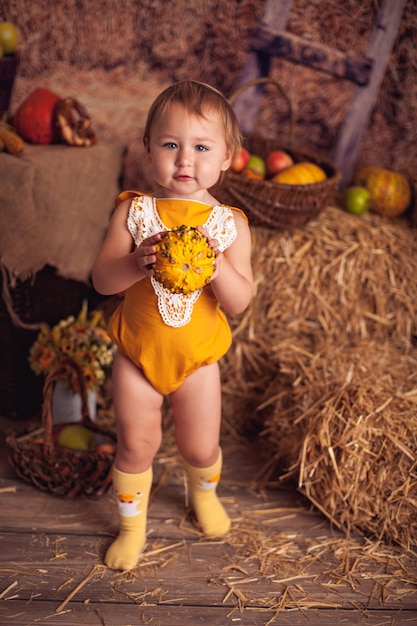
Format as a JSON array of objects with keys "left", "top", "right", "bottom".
[
  {"left": 272, "top": 162, "right": 327, "bottom": 185},
  {"left": 353, "top": 166, "right": 411, "bottom": 217},
  {"left": 153, "top": 225, "right": 215, "bottom": 295}
]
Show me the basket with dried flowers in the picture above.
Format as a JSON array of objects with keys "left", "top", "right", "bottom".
[
  {"left": 28, "top": 300, "right": 115, "bottom": 396},
  {"left": 6, "top": 357, "right": 117, "bottom": 498}
]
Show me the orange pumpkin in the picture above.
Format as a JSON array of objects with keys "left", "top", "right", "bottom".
[
  {"left": 353, "top": 166, "right": 411, "bottom": 217},
  {"left": 272, "top": 162, "right": 326, "bottom": 185},
  {"left": 13, "top": 87, "right": 61, "bottom": 144},
  {"left": 242, "top": 168, "right": 264, "bottom": 180}
]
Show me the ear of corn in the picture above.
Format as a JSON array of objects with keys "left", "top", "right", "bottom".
[
  {"left": 0, "top": 121, "right": 25, "bottom": 156},
  {"left": 153, "top": 225, "right": 215, "bottom": 295}
]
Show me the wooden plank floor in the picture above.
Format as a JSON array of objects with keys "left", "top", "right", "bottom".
[{"left": 1, "top": 415, "right": 416, "bottom": 626}]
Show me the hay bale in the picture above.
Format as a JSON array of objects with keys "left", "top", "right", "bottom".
[
  {"left": 220, "top": 207, "right": 417, "bottom": 548},
  {"left": 221, "top": 207, "right": 417, "bottom": 431},
  {"left": 260, "top": 340, "right": 417, "bottom": 549}
]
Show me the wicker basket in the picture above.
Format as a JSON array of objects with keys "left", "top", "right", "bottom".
[
  {"left": 0, "top": 265, "right": 103, "bottom": 419},
  {"left": 216, "top": 78, "right": 341, "bottom": 230},
  {"left": 6, "top": 359, "right": 116, "bottom": 498}
]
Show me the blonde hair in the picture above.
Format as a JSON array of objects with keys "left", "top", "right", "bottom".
[{"left": 143, "top": 80, "right": 242, "bottom": 159}]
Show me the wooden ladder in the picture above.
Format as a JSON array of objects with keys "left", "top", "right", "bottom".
[{"left": 232, "top": 0, "right": 408, "bottom": 188}]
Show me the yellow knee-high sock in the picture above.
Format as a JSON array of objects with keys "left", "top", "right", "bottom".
[
  {"left": 183, "top": 449, "right": 230, "bottom": 537},
  {"left": 104, "top": 466, "right": 152, "bottom": 571}
]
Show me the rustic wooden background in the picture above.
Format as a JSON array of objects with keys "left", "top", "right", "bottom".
[{"left": 2, "top": 0, "right": 416, "bottom": 193}]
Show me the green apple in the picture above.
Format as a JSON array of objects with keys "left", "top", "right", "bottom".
[
  {"left": 246, "top": 154, "right": 266, "bottom": 178},
  {"left": 0, "top": 21, "right": 18, "bottom": 55},
  {"left": 57, "top": 424, "right": 96, "bottom": 452},
  {"left": 344, "top": 186, "right": 370, "bottom": 215}
]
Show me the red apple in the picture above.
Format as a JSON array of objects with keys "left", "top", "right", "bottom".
[
  {"left": 231, "top": 146, "right": 250, "bottom": 173},
  {"left": 266, "top": 150, "right": 294, "bottom": 177}
]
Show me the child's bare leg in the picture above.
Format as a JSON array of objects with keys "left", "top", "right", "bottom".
[
  {"left": 105, "top": 353, "right": 163, "bottom": 570},
  {"left": 113, "top": 353, "right": 163, "bottom": 474},
  {"left": 171, "top": 363, "right": 231, "bottom": 536}
]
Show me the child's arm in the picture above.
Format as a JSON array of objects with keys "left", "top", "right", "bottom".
[
  {"left": 92, "top": 199, "right": 162, "bottom": 295},
  {"left": 207, "top": 212, "right": 253, "bottom": 315}
]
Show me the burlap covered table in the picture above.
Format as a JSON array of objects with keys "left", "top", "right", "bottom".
[
  {"left": 0, "top": 141, "right": 125, "bottom": 284},
  {"left": 0, "top": 140, "right": 125, "bottom": 418}
]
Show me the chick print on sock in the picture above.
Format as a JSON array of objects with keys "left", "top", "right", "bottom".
[
  {"left": 104, "top": 467, "right": 152, "bottom": 571},
  {"left": 116, "top": 489, "right": 143, "bottom": 517},
  {"left": 184, "top": 455, "right": 231, "bottom": 538},
  {"left": 198, "top": 472, "right": 221, "bottom": 490}
]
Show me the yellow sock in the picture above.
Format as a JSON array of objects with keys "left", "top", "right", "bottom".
[
  {"left": 183, "top": 449, "right": 230, "bottom": 537},
  {"left": 104, "top": 466, "right": 152, "bottom": 571}
]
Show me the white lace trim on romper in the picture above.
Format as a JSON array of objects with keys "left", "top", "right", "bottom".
[{"left": 127, "top": 195, "right": 237, "bottom": 327}]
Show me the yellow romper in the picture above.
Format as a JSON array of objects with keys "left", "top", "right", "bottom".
[{"left": 107, "top": 191, "right": 248, "bottom": 395}]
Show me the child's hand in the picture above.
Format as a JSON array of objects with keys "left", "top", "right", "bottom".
[
  {"left": 136, "top": 232, "right": 165, "bottom": 275},
  {"left": 197, "top": 226, "right": 223, "bottom": 281}
]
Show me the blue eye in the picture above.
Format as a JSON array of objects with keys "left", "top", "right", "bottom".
[
  {"left": 163, "top": 142, "right": 178, "bottom": 150},
  {"left": 196, "top": 145, "right": 209, "bottom": 152}
]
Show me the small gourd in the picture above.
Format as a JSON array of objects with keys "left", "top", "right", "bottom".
[
  {"left": 153, "top": 225, "right": 215, "bottom": 295},
  {"left": 353, "top": 166, "right": 411, "bottom": 217}
]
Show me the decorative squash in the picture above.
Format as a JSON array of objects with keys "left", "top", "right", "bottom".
[
  {"left": 272, "top": 162, "right": 327, "bottom": 185},
  {"left": 153, "top": 225, "right": 215, "bottom": 295},
  {"left": 13, "top": 88, "right": 61, "bottom": 144},
  {"left": 353, "top": 166, "right": 411, "bottom": 217}
]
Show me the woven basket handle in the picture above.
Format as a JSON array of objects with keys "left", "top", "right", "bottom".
[
  {"left": 228, "top": 77, "right": 294, "bottom": 150},
  {"left": 41, "top": 358, "right": 93, "bottom": 457}
]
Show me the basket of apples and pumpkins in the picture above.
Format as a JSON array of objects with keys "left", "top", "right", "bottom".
[
  {"left": 217, "top": 78, "right": 341, "bottom": 230},
  {"left": 6, "top": 358, "right": 117, "bottom": 499}
]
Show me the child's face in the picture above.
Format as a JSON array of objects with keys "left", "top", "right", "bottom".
[{"left": 145, "top": 103, "right": 232, "bottom": 201}]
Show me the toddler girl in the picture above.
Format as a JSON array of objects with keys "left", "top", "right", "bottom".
[{"left": 92, "top": 80, "right": 253, "bottom": 570}]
